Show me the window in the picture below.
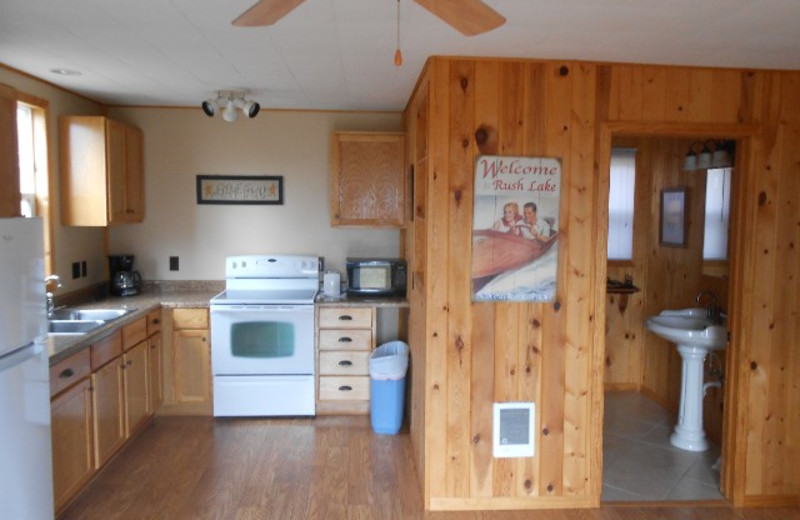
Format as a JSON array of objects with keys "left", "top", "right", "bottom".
[
  {"left": 16, "top": 97, "right": 53, "bottom": 273},
  {"left": 607, "top": 148, "right": 637, "bottom": 260},
  {"left": 703, "top": 167, "right": 732, "bottom": 260}
]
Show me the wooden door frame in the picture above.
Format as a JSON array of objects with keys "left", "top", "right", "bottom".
[{"left": 594, "top": 121, "right": 758, "bottom": 504}]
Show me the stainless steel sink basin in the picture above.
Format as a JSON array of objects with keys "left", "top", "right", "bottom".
[
  {"left": 48, "top": 319, "right": 105, "bottom": 335},
  {"left": 49, "top": 308, "right": 133, "bottom": 322}
]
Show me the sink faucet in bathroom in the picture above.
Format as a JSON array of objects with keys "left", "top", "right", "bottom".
[
  {"left": 695, "top": 289, "right": 722, "bottom": 324},
  {"left": 45, "top": 274, "right": 62, "bottom": 318}
]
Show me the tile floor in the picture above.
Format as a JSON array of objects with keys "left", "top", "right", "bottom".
[{"left": 602, "top": 391, "right": 724, "bottom": 502}]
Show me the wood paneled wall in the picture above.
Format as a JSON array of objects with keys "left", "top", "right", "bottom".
[{"left": 404, "top": 57, "right": 800, "bottom": 510}]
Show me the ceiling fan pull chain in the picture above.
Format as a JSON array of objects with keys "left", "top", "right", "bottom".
[{"left": 395, "top": 0, "right": 403, "bottom": 67}]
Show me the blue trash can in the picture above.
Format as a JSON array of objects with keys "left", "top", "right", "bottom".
[{"left": 369, "top": 341, "right": 409, "bottom": 435}]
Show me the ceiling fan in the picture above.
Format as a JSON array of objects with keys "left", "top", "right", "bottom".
[{"left": 232, "top": 0, "right": 506, "bottom": 37}]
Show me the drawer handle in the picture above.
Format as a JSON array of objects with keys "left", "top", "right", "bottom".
[
  {"left": 59, "top": 368, "right": 74, "bottom": 379},
  {"left": 338, "top": 337, "right": 352, "bottom": 343},
  {"left": 338, "top": 385, "right": 352, "bottom": 391},
  {"left": 338, "top": 315, "right": 353, "bottom": 321},
  {"left": 338, "top": 360, "right": 353, "bottom": 366}
]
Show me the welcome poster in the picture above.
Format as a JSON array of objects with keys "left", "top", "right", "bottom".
[{"left": 471, "top": 155, "right": 562, "bottom": 302}]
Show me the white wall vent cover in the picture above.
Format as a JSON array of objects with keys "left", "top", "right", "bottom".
[{"left": 493, "top": 402, "right": 535, "bottom": 458}]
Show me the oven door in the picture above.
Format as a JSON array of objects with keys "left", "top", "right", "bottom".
[{"left": 210, "top": 304, "right": 314, "bottom": 376}]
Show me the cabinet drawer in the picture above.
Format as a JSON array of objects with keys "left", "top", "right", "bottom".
[
  {"left": 319, "top": 376, "right": 369, "bottom": 401},
  {"left": 50, "top": 349, "right": 91, "bottom": 398},
  {"left": 173, "top": 308, "right": 208, "bottom": 330},
  {"left": 318, "top": 329, "right": 373, "bottom": 351},
  {"left": 318, "top": 307, "right": 373, "bottom": 329},
  {"left": 122, "top": 317, "right": 147, "bottom": 350},
  {"left": 319, "top": 351, "right": 370, "bottom": 376},
  {"left": 146, "top": 308, "right": 161, "bottom": 336},
  {"left": 90, "top": 331, "right": 123, "bottom": 371}
]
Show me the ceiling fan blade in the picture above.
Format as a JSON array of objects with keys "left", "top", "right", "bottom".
[
  {"left": 232, "top": 0, "right": 306, "bottom": 27},
  {"left": 413, "top": 0, "right": 506, "bottom": 36}
]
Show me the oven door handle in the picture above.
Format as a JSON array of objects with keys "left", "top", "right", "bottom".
[{"left": 211, "top": 305, "right": 313, "bottom": 313}]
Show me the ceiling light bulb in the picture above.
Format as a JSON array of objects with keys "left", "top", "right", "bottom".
[
  {"left": 222, "top": 100, "right": 239, "bottom": 122},
  {"left": 201, "top": 99, "right": 216, "bottom": 117},
  {"left": 394, "top": 49, "right": 403, "bottom": 67},
  {"left": 242, "top": 100, "right": 260, "bottom": 118}
]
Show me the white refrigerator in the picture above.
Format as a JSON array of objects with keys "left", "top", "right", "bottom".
[{"left": 0, "top": 217, "right": 54, "bottom": 519}]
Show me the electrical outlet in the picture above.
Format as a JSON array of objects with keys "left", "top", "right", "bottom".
[
  {"left": 81, "top": 260, "right": 87, "bottom": 277},
  {"left": 71, "top": 262, "right": 80, "bottom": 279},
  {"left": 169, "top": 256, "right": 179, "bottom": 271}
]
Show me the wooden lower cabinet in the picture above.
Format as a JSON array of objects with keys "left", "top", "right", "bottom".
[
  {"left": 51, "top": 378, "right": 94, "bottom": 513},
  {"left": 173, "top": 329, "right": 211, "bottom": 404},
  {"left": 160, "top": 308, "right": 211, "bottom": 415},
  {"left": 51, "top": 309, "right": 163, "bottom": 515},
  {"left": 316, "top": 305, "right": 375, "bottom": 414},
  {"left": 148, "top": 333, "right": 163, "bottom": 412},
  {"left": 124, "top": 341, "right": 150, "bottom": 436},
  {"left": 91, "top": 356, "right": 125, "bottom": 469}
]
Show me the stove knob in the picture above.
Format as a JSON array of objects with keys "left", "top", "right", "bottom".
[
  {"left": 242, "top": 260, "right": 247, "bottom": 268},
  {"left": 231, "top": 261, "right": 237, "bottom": 269}
]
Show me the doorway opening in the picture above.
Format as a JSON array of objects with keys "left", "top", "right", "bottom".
[{"left": 600, "top": 132, "right": 741, "bottom": 502}]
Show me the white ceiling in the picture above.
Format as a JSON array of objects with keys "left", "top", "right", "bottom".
[{"left": 1, "top": 0, "right": 799, "bottom": 112}]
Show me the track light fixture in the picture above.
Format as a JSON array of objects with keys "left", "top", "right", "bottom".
[{"left": 201, "top": 90, "right": 260, "bottom": 122}]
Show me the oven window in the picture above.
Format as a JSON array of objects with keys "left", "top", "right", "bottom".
[{"left": 230, "top": 321, "right": 295, "bottom": 358}]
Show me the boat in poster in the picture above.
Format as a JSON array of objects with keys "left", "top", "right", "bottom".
[{"left": 471, "top": 155, "right": 561, "bottom": 302}]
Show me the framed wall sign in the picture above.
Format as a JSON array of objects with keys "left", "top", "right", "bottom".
[
  {"left": 196, "top": 175, "right": 283, "bottom": 205},
  {"left": 660, "top": 187, "right": 687, "bottom": 247}
]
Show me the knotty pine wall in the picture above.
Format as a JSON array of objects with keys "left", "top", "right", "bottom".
[{"left": 404, "top": 57, "right": 800, "bottom": 510}]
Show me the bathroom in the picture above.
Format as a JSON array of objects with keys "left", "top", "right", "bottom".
[{"left": 601, "top": 134, "right": 734, "bottom": 502}]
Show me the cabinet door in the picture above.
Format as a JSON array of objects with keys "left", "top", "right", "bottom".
[
  {"left": 173, "top": 329, "right": 211, "bottom": 404},
  {"left": 124, "top": 341, "right": 150, "bottom": 436},
  {"left": 51, "top": 379, "right": 94, "bottom": 513},
  {"left": 124, "top": 124, "right": 144, "bottom": 221},
  {"left": 148, "top": 333, "right": 163, "bottom": 413},
  {"left": 106, "top": 118, "right": 127, "bottom": 223},
  {"left": 92, "top": 359, "right": 125, "bottom": 468},
  {"left": 330, "top": 132, "right": 406, "bottom": 227}
]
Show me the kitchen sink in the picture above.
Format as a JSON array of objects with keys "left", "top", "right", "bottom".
[
  {"left": 49, "top": 308, "right": 133, "bottom": 322},
  {"left": 48, "top": 319, "right": 106, "bottom": 335}
]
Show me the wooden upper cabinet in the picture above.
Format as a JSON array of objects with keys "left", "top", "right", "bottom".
[
  {"left": 60, "top": 115, "right": 144, "bottom": 226},
  {"left": 330, "top": 131, "right": 406, "bottom": 227},
  {"left": 0, "top": 84, "right": 20, "bottom": 217}
]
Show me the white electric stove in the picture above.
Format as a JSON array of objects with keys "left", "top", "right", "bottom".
[{"left": 210, "top": 255, "right": 320, "bottom": 417}]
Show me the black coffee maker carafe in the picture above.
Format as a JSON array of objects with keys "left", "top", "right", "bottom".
[{"left": 109, "top": 255, "right": 142, "bottom": 296}]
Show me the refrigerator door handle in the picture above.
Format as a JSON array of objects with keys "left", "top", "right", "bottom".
[{"left": 0, "top": 342, "right": 41, "bottom": 373}]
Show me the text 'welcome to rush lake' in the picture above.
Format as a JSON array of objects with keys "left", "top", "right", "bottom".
[{"left": 475, "top": 156, "right": 561, "bottom": 194}]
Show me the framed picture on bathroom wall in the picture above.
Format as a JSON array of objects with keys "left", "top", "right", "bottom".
[{"left": 660, "top": 187, "right": 687, "bottom": 247}]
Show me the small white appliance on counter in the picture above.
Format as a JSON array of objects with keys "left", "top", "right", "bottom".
[
  {"left": 210, "top": 255, "right": 320, "bottom": 417},
  {"left": 323, "top": 271, "right": 341, "bottom": 297},
  {"left": 0, "top": 217, "right": 55, "bottom": 519}
]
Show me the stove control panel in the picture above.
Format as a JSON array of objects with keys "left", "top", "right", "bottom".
[{"left": 225, "top": 255, "right": 320, "bottom": 279}]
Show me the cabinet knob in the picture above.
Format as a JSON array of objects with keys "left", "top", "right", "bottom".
[
  {"left": 151, "top": 318, "right": 160, "bottom": 325},
  {"left": 338, "top": 385, "right": 352, "bottom": 392},
  {"left": 59, "top": 368, "right": 74, "bottom": 379},
  {"left": 338, "top": 360, "right": 353, "bottom": 366},
  {"left": 338, "top": 315, "right": 353, "bottom": 321}
]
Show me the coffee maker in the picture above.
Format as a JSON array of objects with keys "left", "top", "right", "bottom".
[{"left": 109, "top": 254, "right": 142, "bottom": 296}]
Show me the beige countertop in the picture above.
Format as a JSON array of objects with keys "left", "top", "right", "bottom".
[
  {"left": 49, "top": 288, "right": 408, "bottom": 365},
  {"left": 47, "top": 289, "right": 219, "bottom": 365},
  {"left": 315, "top": 294, "right": 409, "bottom": 308}
]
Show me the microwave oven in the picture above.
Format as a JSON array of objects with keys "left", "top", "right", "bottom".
[{"left": 345, "top": 258, "right": 407, "bottom": 297}]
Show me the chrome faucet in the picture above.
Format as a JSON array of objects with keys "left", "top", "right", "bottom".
[
  {"left": 45, "top": 274, "right": 62, "bottom": 318},
  {"left": 695, "top": 289, "right": 722, "bottom": 324}
]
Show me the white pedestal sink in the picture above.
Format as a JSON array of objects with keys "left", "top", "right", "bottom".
[{"left": 646, "top": 308, "right": 727, "bottom": 452}]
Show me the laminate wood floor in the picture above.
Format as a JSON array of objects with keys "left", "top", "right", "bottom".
[{"left": 60, "top": 416, "right": 799, "bottom": 520}]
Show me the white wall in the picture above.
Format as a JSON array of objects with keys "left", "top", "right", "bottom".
[{"left": 108, "top": 107, "right": 404, "bottom": 281}]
